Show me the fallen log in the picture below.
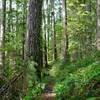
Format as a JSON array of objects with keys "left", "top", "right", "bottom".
[{"left": 0, "top": 72, "right": 24, "bottom": 99}]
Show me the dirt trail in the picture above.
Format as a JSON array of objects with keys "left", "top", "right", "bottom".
[
  {"left": 41, "top": 92, "right": 56, "bottom": 100},
  {"left": 41, "top": 79, "right": 56, "bottom": 100}
]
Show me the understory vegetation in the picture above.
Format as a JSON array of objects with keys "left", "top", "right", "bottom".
[
  {"left": 0, "top": 0, "right": 100, "bottom": 100},
  {"left": 52, "top": 52, "right": 100, "bottom": 100},
  {"left": 23, "top": 51, "right": 100, "bottom": 100}
]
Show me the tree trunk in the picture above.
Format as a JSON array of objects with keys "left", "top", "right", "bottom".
[
  {"left": 27, "top": 0, "right": 43, "bottom": 79},
  {"left": 47, "top": 0, "right": 50, "bottom": 49},
  {"left": 2, "top": 0, "right": 6, "bottom": 74},
  {"left": 97, "top": 0, "right": 100, "bottom": 50},
  {"left": 8, "top": 0, "right": 12, "bottom": 32},
  {"left": 62, "top": 0, "right": 69, "bottom": 61},
  {"left": 51, "top": 0, "right": 57, "bottom": 61},
  {"left": 22, "top": 1, "right": 27, "bottom": 60},
  {"left": 43, "top": 1, "right": 48, "bottom": 68},
  {"left": 44, "top": 27, "right": 48, "bottom": 67},
  {"left": 0, "top": 8, "right": 3, "bottom": 74}
]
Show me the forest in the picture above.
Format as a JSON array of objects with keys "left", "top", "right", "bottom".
[{"left": 0, "top": 0, "right": 100, "bottom": 100}]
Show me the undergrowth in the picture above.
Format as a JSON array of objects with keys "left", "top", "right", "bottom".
[{"left": 50, "top": 52, "right": 100, "bottom": 100}]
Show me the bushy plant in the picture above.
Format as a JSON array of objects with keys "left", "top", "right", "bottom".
[
  {"left": 53, "top": 61, "right": 100, "bottom": 100},
  {"left": 23, "top": 60, "right": 46, "bottom": 100},
  {"left": 23, "top": 81, "right": 45, "bottom": 100}
]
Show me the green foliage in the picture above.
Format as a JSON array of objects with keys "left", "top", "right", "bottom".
[
  {"left": 86, "top": 97, "right": 100, "bottom": 100},
  {"left": 53, "top": 60, "right": 100, "bottom": 100},
  {"left": 23, "top": 60, "right": 46, "bottom": 100},
  {"left": 23, "top": 82, "right": 45, "bottom": 100},
  {"left": 0, "top": 0, "right": 99, "bottom": 99},
  {"left": 26, "top": 60, "right": 37, "bottom": 81},
  {"left": 50, "top": 54, "right": 97, "bottom": 80}
]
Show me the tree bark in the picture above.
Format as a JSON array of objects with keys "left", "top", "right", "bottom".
[
  {"left": 27, "top": 0, "right": 43, "bottom": 79},
  {"left": 62, "top": 0, "right": 69, "bottom": 61},
  {"left": 2, "top": 0, "right": 6, "bottom": 73},
  {"left": 22, "top": 0, "right": 27, "bottom": 60},
  {"left": 51, "top": 0, "right": 57, "bottom": 61},
  {"left": 97, "top": 0, "right": 100, "bottom": 50},
  {"left": 42, "top": 1, "right": 48, "bottom": 68},
  {"left": 0, "top": 8, "right": 3, "bottom": 74},
  {"left": 8, "top": 0, "right": 12, "bottom": 32}
]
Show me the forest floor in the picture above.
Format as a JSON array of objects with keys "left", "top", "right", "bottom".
[{"left": 41, "top": 77, "right": 56, "bottom": 100}]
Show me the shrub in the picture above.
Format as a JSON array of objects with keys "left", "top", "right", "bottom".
[{"left": 53, "top": 62, "right": 100, "bottom": 100}]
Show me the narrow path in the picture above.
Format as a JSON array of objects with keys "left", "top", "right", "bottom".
[
  {"left": 41, "top": 78, "right": 56, "bottom": 100},
  {"left": 41, "top": 93, "right": 56, "bottom": 100}
]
